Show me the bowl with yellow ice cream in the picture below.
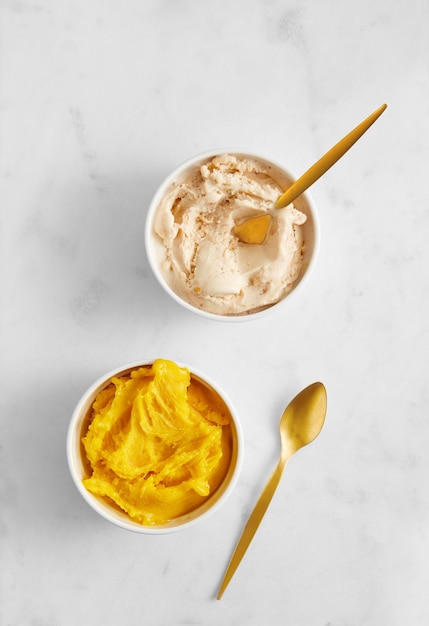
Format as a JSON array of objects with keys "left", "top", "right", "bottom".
[
  {"left": 67, "top": 359, "right": 243, "bottom": 533},
  {"left": 145, "top": 150, "right": 320, "bottom": 321}
]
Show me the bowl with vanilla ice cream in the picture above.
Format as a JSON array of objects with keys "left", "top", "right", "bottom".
[
  {"left": 67, "top": 358, "right": 243, "bottom": 533},
  {"left": 145, "top": 150, "right": 320, "bottom": 321}
]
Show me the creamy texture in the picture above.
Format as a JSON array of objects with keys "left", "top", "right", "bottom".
[
  {"left": 152, "top": 153, "right": 307, "bottom": 315},
  {"left": 82, "top": 359, "right": 232, "bottom": 525}
]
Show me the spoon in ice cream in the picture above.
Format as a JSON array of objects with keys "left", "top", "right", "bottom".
[
  {"left": 233, "top": 103, "right": 387, "bottom": 244},
  {"left": 217, "top": 381, "right": 327, "bottom": 599}
]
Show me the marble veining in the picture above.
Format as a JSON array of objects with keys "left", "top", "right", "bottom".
[{"left": 1, "top": 0, "right": 429, "bottom": 624}]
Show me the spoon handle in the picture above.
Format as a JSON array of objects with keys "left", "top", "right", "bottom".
[
  {"left": 275, "top": 103, "right": 387, "bottom": 209},
  {"left": 216, "top": 457, "right": 287, "bottom": 600}
]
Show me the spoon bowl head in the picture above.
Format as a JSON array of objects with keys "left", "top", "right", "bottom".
[{"left": 280, "top": 382, "right": 327, "bottom": 456}]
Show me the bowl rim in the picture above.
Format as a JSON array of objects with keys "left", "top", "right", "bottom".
[
  {"left": 144, "top": 147, "right": 321, "bottom": 322},
  {"left": 66, "top": 359, "right": 244, "bottom": 534}
]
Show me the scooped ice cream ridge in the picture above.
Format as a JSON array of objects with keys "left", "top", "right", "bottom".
[{"left": 152, "top": 153, "right": 307, "bottom": 316}]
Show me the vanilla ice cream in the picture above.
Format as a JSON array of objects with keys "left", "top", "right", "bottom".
[{"left": 150, "top": 153, "right": 308, "bottom": 316}]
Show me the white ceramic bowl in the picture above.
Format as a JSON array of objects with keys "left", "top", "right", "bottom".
[
  {"left": 67, "top": 360, "right": 243, "bottom": 534},
  {"left": 145, "top": 149, "right": 320, "bottom": 322}
]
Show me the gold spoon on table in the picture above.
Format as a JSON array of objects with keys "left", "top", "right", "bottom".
[
  {"left": 216, "top": 381, "right": 327, "bottom": 600},
  {"left": 234, "top": 103, "right": 387, "bottom": 244}
]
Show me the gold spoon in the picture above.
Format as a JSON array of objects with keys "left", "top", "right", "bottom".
[
  {"left": 216, "top": 381, "right": 327, "bottom": 600},
  {"left": 233, "top": 103, "right": 387, "bottom": 244}
]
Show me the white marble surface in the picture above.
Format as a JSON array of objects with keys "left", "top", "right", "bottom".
[{"left": 1, "top": 0, "right": 428, "bottom": 624}]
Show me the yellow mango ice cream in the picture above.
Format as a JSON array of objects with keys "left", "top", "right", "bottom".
[{"left": 81, "top": 359, "right": 232, "bottom": 525}]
